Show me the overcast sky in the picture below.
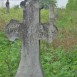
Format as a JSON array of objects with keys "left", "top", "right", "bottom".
[
  {"left": 57, "top": 0, "right": 68, "bottom": 8},
  {"left": 0, "top": 0, "right": 68, "bottom": 8}
]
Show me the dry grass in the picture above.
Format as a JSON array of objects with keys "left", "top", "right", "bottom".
[
  {"left": 52, "top": 28, "right": 77, "bottom": 50},
  {"left": 0, "top": 19, "right": 6, "bottom": 31}
]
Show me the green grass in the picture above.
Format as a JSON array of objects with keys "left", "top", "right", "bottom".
[
  {"left": 40, "top": 9, "right": 49, "bottom": 23},
  {"left": 0, "top": 32, "right": 21, "bottom": 77},
  {"left": 41, "top": 43, "right": 77, "bottom": 77},
  {"left": 0, "top": 8, "right": 23, "bottom": 31},
  {"left": 0, "top": 8, "right": 77, "bottom": 77}
]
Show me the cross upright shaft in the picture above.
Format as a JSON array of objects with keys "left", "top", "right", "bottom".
[{"left": 15, "top": 1, "right": 44, "bottom": 77}]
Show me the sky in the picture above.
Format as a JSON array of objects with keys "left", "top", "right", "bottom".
[
  {"left": 57, "top": 0, "right": 68, "bottom": 8},
  {"left": 0, "top": 0, "right": 68, "bottom": 8}
]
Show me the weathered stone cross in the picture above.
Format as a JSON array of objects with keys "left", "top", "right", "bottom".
[{"left": 6, "top": 0, "right": 58, "bottom": 77}]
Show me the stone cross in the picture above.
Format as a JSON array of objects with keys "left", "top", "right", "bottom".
[{"left": 6, "top": 0, "right": 58, "bottom": 77}]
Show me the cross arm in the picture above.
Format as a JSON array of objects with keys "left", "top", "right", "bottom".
[
  {"left": 38, "top": 23, "right": 58, "bottom": 43},
  {"left": 6, "top": 19, "right": 23, "bottom": 41}
]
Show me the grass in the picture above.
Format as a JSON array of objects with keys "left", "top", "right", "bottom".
[
  {"left": 0, "top": 8, "right": 77, "bottom": 77},
  {"left": 0, "top": 8, "right": 23, "bottom": 31},
  {"left": 52, "top": 9, "right": 77, "bottom": 50}
]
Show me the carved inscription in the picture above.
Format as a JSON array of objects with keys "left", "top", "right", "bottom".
[{"left": 6, "top": 19, "right": 23, "bottom": 41}]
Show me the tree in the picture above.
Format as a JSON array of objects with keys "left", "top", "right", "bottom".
[
  {"left": 66, "top": 0, "right": 77, "bottom": 10},
  {"left": 39, "top": 0, "right": 56, "bottom": 8}
]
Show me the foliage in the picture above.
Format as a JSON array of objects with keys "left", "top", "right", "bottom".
[
  {"left": 0, "top": 32, "right": 21, "bottom": 77},
  {"left": 0, "top": 7, "right": 77, "bottom": 77},
  {"left": 39, "top": 0, "right": 56, "bottom": 8},
  {"left": 0, "top": 32, "right": 77, "bottom": 77},
  {"left": 41, "top": 41, "right": 77, "bottom": 77},
  {"left": 40, "top": 9, "right": 49, "bottom": 23},
  {"left": 66, "top": 0, "right": 77, "bottom": 10},
  {"left": 0, "top": 8, "right": 23, "bottom": 31}
]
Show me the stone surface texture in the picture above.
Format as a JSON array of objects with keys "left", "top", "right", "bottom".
[{"left": 6, "top": 0, "right": 58, "bottom": 77}]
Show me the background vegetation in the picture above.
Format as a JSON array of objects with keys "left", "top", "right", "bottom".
[
  {"left": 66, "top": 0, "right": 77, "bottom": 10},
  {"left": 0, "top": 0, "right": 77, "bottom": 77}
]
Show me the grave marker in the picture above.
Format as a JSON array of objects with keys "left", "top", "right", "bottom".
[
  {"left": 6, "top": 0, "right": 58, "bottom": 77},
  {"left": 6, "top": 0, "right": 10, "bottom": 13}
]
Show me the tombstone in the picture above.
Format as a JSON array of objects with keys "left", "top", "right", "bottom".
[
  {"left": 6, "top": 0, "right": 58, "bottom": 77},
  {"left": 6, "top": 0, "right": 10, "bottom": 13}
]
